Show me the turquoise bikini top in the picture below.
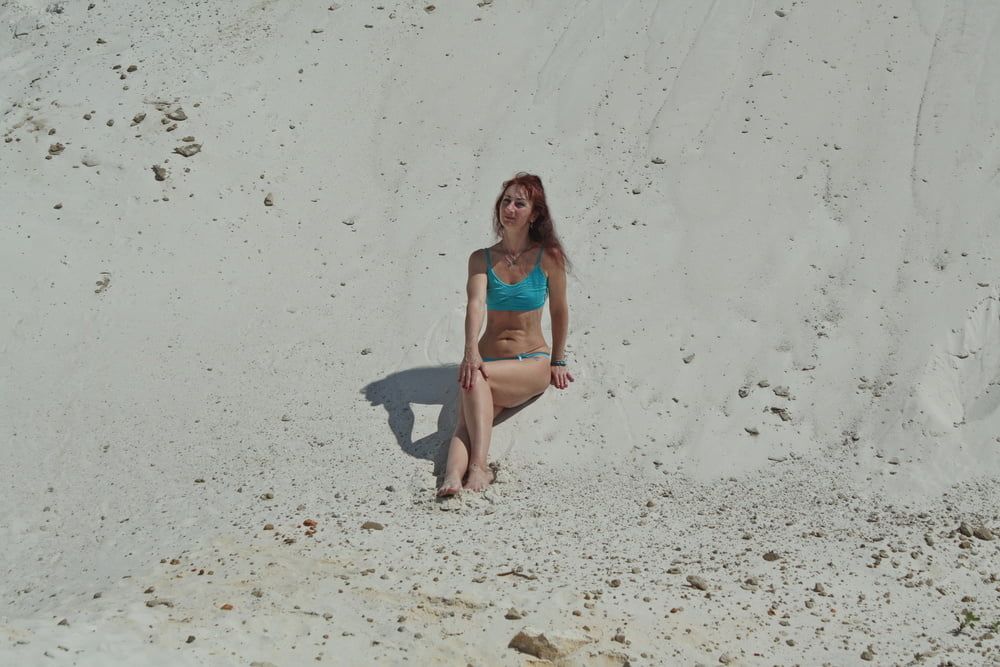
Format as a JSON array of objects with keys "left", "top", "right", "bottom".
[{"left": 485, "top": 247, "right": 548, "bottom": 312}]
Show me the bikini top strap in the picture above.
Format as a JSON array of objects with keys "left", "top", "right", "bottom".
[
  {"left": 484, "top": 247, "right": 491, "bottom": 267},
  {"left": 534, "top": 246, "right": 544, "bottom": 267}
]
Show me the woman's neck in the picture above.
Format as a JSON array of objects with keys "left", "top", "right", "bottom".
[{"left": 500, "top": 231, "right": 532, "bottom": 254}]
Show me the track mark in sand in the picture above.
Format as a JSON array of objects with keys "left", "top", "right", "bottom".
[
  {"left": 422, "top": 307, "right": 463, "bottom": 365},
  {"left": 646, "top": 0, "right": 755, "bottom": 160},
  {"left": 910, "top": 294, "right": 1000, "bottom": 429},
  {"left": 909, "top": 3, "right": 1000, "bottom": 220}
]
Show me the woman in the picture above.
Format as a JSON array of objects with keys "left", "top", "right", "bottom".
[{"left": 437, "top": 173, "right": 574, "bottom": 496}]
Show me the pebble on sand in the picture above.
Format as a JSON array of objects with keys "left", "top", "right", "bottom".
[
  {"left": 508, "top": 628, "right": 590, "bottom": 661},
  {"left": 174, "top": 143, "right": 201, "bottom": 157}
]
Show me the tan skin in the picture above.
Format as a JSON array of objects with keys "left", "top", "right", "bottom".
[{"left": 437, "top": 185, "right": 574, "bottom": 496}]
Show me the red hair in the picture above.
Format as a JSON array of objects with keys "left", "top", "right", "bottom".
[{"left": 492, "top": 172, "right": 571, "bottom": 271}]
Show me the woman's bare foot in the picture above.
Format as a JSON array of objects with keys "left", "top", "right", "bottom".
[
  {"left": 436, "top": 473, "right": 463, "bottom": 497},
  {"left": 463, "top": 463, "right": 493, "bottom": 492}
]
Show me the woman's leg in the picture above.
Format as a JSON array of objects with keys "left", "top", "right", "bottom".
[
  {"left": 462, "top": 374, "right": 498, "bottom": 490},
  {"left": 437, "top": 408, "right": 469, "bottom": 496},
  {"left": 464, "top": 359, "right": 551, "bottom": 491},
  {"left": 438, "top": 390, "right": 502, "bottom": 496}
]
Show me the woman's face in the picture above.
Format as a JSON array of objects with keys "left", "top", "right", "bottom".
[{"left": 499, "top": 186, "right": 534, "bottom": 230}]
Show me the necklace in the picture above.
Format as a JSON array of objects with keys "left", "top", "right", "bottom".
[{"left": 501, "top": 245, "right": 533, "bottom": 267}]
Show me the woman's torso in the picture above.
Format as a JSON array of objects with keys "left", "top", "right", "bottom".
[{"left": 478, "top": 244, "right": 550, "bottom": 359}]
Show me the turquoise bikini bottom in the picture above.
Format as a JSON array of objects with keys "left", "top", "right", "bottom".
[{"left": 482, "top": 352, "right": 551, "bottom": 362}]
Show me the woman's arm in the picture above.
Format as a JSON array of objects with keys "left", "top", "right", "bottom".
[
  {"left": 460, "top": 250, "right": 488, "bottom": 390},
  {"left": 545, "top": 249, "right": 574, "bottom": 389}
]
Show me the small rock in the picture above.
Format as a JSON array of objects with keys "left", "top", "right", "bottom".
[
  {"left": 174, "top": 143, "right": 201, "bottom": 157},
  {"left": 761, "top": 70, "right": 773, "bottom": 76},
  {"left": 682, "top": 353, "right": 695, "bottom": 364},
  {"left": 757, "top": 379, "right": 770, "bottom": 387},
  {"left": 361, "top": 347, "right": 372, "bottom": 355},
  {"left": 145, "top": 599, "right": 174, "bottom": 608},
  {"left": 772, "top": 385, "right": 789, "bottom": 397},
  {"left": 264, "top": 193, "right": 274, "bottom": 207},
  {"left": 361, "top": 521, "right": 384, "bottom": 531},
  {"left": 861, "top": 646, "right": 875, "bottom": 661},
  {"left": 127, "top": 64, "right": 137, "bottom": 72},
  {"left": 132, "top": 112, "right": 146, "bottom": 124},
  {"left": 958, "top": 522, "right": 974, "bottom": 538},
  {"left": 770, "top": 407, "right": 791, "bottom": 421},
  {"left": 424, "top": 5, "right": 436, "bottom": 13},
  {"left": 745, "top": 426, "right": 759, "bottom": 436},
  {"left": 181, "top": 135, "right": 195, "bottom": 142},
  {"left": 609, "top": 578, "right": 621, "bottom": 588},
  {"left": 185, "top": 635, "right": 195, "bottom": 644},
  {"left": 152, "top": 164, "right": 167, "bottom": 181},
  {"left": 508, "top": 628, "right": 591, "bottom": 661},
  {"left": 48, "top": 143, "right": 64, "bottom": 155},
  {"left": 263, "top": 523, "right": 274, "bottom": 530},
  {"left": 763, "top": 551, "right": 780, "bottom": 561},
  {"left": 106, "top": 119, "right": 114, "bottom": 126},
  {"left": 57, "top": 618, "right": 69, "bottom": 626},
  {"left": 166, "top": 108, "right": 187, "bottom": 121},
  {"left": 775, "top": 9, "right": 787, "bottom": 17},
  {"left": 719, "top": 654, "right": 734, "bottom": 664},
  {"left": 220, "top": 603, "right": 233, "bottom": 610},
  {"left": 686, "top": 575, "right": 708, "bottom": 590},
  {"left": 651, "top": 157, "right": 665, "bottom": 164},
  {"left": 973, "top": 525, "right": 995, "bottom": 541},
  {"left": 504, "top": 608, "right": 523, "bottom": 620},
  {"left": 738, "top": 386, "right": 750, "bottom": 398}
]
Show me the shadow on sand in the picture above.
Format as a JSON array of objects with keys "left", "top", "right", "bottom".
[{"left": 362, "top": 364, "right": 539, "bottom": 476}]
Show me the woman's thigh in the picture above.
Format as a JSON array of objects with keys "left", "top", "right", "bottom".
[{"left": 482, "top": 358, "right": 550, "bottom": 408}]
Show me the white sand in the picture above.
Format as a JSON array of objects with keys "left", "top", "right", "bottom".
[{"left": 2, "top": 0, "right": 999, "bottom": 665}]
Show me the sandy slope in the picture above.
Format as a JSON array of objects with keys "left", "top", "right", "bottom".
[{"left": 2, "top": 0, "right": 999, "bottom": 665}]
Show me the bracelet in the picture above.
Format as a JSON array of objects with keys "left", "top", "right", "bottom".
[{"left": 550, "top": 359, "right": 567, "bottom": 367}]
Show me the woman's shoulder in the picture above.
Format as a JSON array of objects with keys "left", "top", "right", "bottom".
[
  {"left": 541, "top": 245, "right": 567, "bottom": 272},
  {"left": 468, "top": 247, "right": 491, "bottom": 271}
]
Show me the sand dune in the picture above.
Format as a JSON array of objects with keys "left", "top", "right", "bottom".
[{"left": 2, "top": 1, "right": 999, "bottom": 665}]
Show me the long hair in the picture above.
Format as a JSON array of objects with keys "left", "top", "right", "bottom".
[{"left": 492, "top": 172, "right": 571, "bottom": 271}]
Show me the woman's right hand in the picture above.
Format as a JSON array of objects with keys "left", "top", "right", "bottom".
[{"left": 459, "top": 355, "right": 489, "bottom": 391}]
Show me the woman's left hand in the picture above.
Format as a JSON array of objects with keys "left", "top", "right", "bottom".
[{"left": 550, "top": 366, "right": 574, "bottom": 390}]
